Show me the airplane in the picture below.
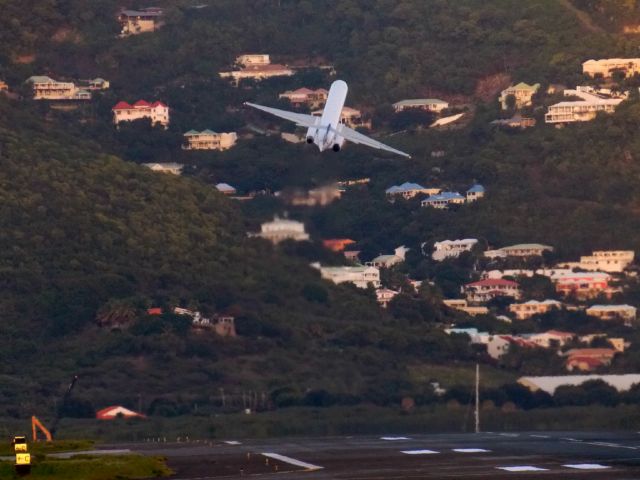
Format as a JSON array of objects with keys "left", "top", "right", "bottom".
[{"left": 244, "top": 80, "right": 411, "bottom": 158}]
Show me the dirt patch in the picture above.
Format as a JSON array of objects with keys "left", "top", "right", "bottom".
[{"left": 475, "top": 73, "right": 511, "bottom": 102}]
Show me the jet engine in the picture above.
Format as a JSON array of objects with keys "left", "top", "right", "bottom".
[
  {"left": 332, "top": 144, "right": 341, "bottom": 152},
  {"left": 306, "top": 137, "right": 314, "bottom": 144}
]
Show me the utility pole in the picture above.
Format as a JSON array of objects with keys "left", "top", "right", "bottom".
[{"left": 474, "top": 363, "right": 480, "bottom": 434}]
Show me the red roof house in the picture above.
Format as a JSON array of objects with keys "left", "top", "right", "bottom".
[{"left": 96, "top": 406, "right": 146, "bottom": 420}]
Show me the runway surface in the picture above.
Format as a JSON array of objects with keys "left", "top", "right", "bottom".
[{"left": 104, "top": 431, "right": 640, "bottom": 479}]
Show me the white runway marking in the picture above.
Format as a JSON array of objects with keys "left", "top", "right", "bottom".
[
  {"left": 401, "top": 449, "right": 439, "bottom": 455},
  {"left": 499, "top": 433, "right": 520, "bottom": 437},
  {"left": 529, "top": 434, "right": 549, "bottom": 438},
  {"left": 380, "top": 436, "right": 410, "bottom": 440},
  {"left": 453, "top": 448, "right": 491, "bottom": 453},
  {"left": 224, "top": 440, "right": 241, "bottom": 445},
  {"left": 497, "top": 465, "right": 548, "bottom": 472},
  {"left": 564, "top": 463, "right": 611, "bottom": 470},
  {"left": 261, "top": 453, "right": 323, "bottom": 471},
  {"left": 585, "top": 441, "right": 637, "bottom": 450}
]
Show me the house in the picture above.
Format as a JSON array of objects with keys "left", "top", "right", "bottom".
[
  {"left": 386, "top": 182, "right": 440, "bottom": 200},
  {"left": 0, "top": 80, "right": 8, "bottom": 92},
  {"left": 466, "top": 184, "right": 485, "bottom": 202},
  {"left": 193, "top": 314, "right": 237, "bottom": 337},
  {"left": 147, "top": 307, "right": 163, "bottom": 315},
  {"left": 323, "top": 239, "right": 356, "bottom": 252},
  {"left": 96, "top": 406, "right": 145, "bottom": 420},
  {"left": 343, "top": 250, "right": 361, "bottom": 262},
  {"left": 582, "top": 58, "right": 640, "bottom": 78},
  {"left": 112, "top": 100, "right": 169, "bottom": 127},
  {"left": 142, "top": 163, "right": 183, "bottom": 175},
  {"left": 464, "top": 278, "right": 521, "bottom": 303},
  {"left": 552, "top": 272, "right": 611, "bottom": 299},
  {"left": 392, "top": 98, "right": 449, "bottom": 113},
  {"left": 311, "top": 106, "right": 371, "bottom": 129},
  {"left": 586, "top": 304, "right": 636, "bottom": 325},
  {"left": 219, "top": 64, "right": 294, "bottom": 84},
  {"left": 215, "top": 183, "right": 237, "bottom": 195},
  {"left": 315, "top": 264, "right": 381, "bottom": 289},
  {"left": 280, "top": 185, "right": 344, "bottom": 206},
  {"left": 508, "top": 300, "right": 562, "bottom": 320},
  {"left": 484, "top": 243, "right": 553, "bottom": 258},
  {"left": 183, "top": 130, "right": 237, "bottom": 150},
  {"left": 236, "top": 54, "right": 271, "bottom": 66},
  {"left": 545, "top": 87, "right": 625, "bottom": 124},
  {"left": 490, "top": 114, "right": 536, "bottom": 129},
  {"left": 498, "top": 82, "right": 540, "bottom": 110},
  {"left": 376, "top": 288, "right": 400, "bottom": 308},
  {"left": 482, "top": 268, "right": 572, "bottom": 280},
  {"left": 26, "top": 76, "right": 90, "bottom": 100},
  {"left": 565, "top": 348, "right": 617, "bottom": 372},
  {"left": 558, "top": 250, "right": 634, "bottom": 273},
  {"left": 279, "top": 88, "right": 328, "bottom": 108},
  {"left": 86, "top": 78, "right": 110, "bottom": 90},
  {"left": 118, "top": 8, "right": 163, "bottom": 36},
  {"left": 518, "top": 374, "right": 640, "bottom": 394},
  {"left": 525, "top": 330, "right": 575, "bottom": 348},
  {"left": 485, "top": 335, "right": 538, "bottom": 360},
  {"left": 250, "top": 216, "right": 310, "bottom": 244},
  {"left": 442, "top": 299, "right": 489, "bottom": 316},
  {"left": 421, "top": 191, "right": 466, "bottom": 209},
  {"left": 432, "top": 239, "right": 478, "bottom": 262},
  {"left": 368, "top": 246, "right": 409, "bottom": 268}
]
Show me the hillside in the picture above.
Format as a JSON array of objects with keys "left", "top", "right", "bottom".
[{"left": 3, "top": 0, "right": 640, "bottom": 429}]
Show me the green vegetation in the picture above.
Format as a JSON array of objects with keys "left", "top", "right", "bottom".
[{"left": 0, "top": 455, "right": 170, "bottom": 480}]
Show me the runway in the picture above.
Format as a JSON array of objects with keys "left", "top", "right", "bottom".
[{"left": 106, "top": 431, "right": 640, "bottom": 479}]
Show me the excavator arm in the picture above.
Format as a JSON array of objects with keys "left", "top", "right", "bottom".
[{"left": 31, "top": 416, "right": 52, "bottom": 442}]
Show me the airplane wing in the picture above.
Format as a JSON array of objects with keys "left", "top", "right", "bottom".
[
  {"left": 244, "top": 102, "right": 319, "bottom": 128},
  {"left": 337, "top": 124, "right": 411, "bottom": 158}
]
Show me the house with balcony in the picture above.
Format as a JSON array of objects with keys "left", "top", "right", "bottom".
[
  {"left": 376, "top": 288, "right": 400, "bottom": 307},
  {"left": 586, "top": 304, "right": 636, "bottom": 325},
  {"left": 552, "top": 272, "right": 612, "bottom": 299},
  {"left": 432, "top": 239, "right": 478, "bottom": 262},
  {"left": 386, "top": 182, "right": 440, "bottom": 200},
  {"left": 421, "top": 191, "right": 466, "bottom": 209},
  {"left": 442, "top": 299, "right": 489, "bottom": 316},
  {"left": 392, "top": 98, "right": 449, "bottom": 113},
  {"left": 582, "top": 58, "right": 640, "bottom": 78},
  {"left": 118, "top": 8, "right": 163, "bottom": 36},
  {"left": 279, "top": 88, "right": 328, "bottom": 108},
  {"left": 26, "top": 76, "right": 91, "bottom": 100},
  {"left": 508, "top": 300, "right": 562, "bottom": 320},
  {"left": 545, "top": 87, "right": 625, "bottom": 124},
  {"left": 183, "top": 130, "right": 237, "bottom": 150},
  {"left": 464, "top": 278, "right": 521, "bottom": 303},
  {"left": 484, "top": 243, "right": 553, "bottom": 259},
  {"left": 250, "top": 216, "right": 309, "bottom": 244},
  {"left": 498, "top": 82, "right": 540, "bottom": 110},
  {"left": 315, "top": 264, "right": 381, "bottom": 289},
  {"left": 112, "top": 100, "right": 169, "bottom": 127}
]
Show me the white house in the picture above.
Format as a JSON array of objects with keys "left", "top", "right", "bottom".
[
  {"left": 386, "top": 182, "right": 440, "bottom": 200},
  {"left": 466, "top": 184, "right": 485, "bottom": 202},
  {"left": 26, "top": 76, "right": 91, "bottom": 100},
  {"left": 236, "top": 54, "right": 271, "bottom": 66},
  {"left": 316, "top": 264, "right": 381, "bottom": 289},
  {"left": 392, "top": 98, "right": 449, "bottom": 113},
  {"left": 464, "top": 279, "right": 521, "bottom": 303},
  {"left": 142, "top": 163, "right": 183, "bottom": 175},
  {"left": 112, "top": 100, "right": 169, "bottom": 127},
  {"left": 545, "top": 87, "right": 625, "bottom": 124},
  {"left": 442, "top": 299, "right": 489, "bottom": 316},
  {"left": 484, "top": 243, "right": 553, "bottom": 259},
  {"left": 368, "top": 246, "right": 409, "bottom": 268},
  {"left": 183, "top": 130, "right": 237, "bottom": 150},
  {"left": 498, "top": 82, "right": 540, "bottom": 110},
  {"left": 582, "top": 58, "right": 640, "bottom": 78},
  {"left": 251, "top": 216, "right": 310, "bottom": 244},
  {"left": 376, "top": 288, "right": 400, "bottom": 307},
  {"left": 558, "top": 250, "right": 634, "bottom": 273},
  {"left": 421, "top": 191, "right": 466, "bottom": 209},
  {"left": 432, "top": 239, "right": 478, "bottom": 261}
]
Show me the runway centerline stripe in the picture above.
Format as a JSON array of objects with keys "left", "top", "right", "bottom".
[
  {"left": 381, "top": 436, "right": 411, "bottom": 440},
  {"left": 262, "top": 452, "right": 323, "bottom": 471},
  {"left": 452, "top": 448, "right": 490, "bottom": 453},
  {"left": 496, "top": 465, "right": 549, "bottom": 472},
  {"left": 401, "top": 449, "right": 439, "bottom": 455},
  {"left": 223, "top": 440, "right": 241, "bottom": 445},
  {"left": 564, "top": 463, "right": 611, "bottom": 470}
]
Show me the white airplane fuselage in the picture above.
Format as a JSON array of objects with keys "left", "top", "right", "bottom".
[{"left": 306, "top": 80, "right": 348, "bottom": 152}]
